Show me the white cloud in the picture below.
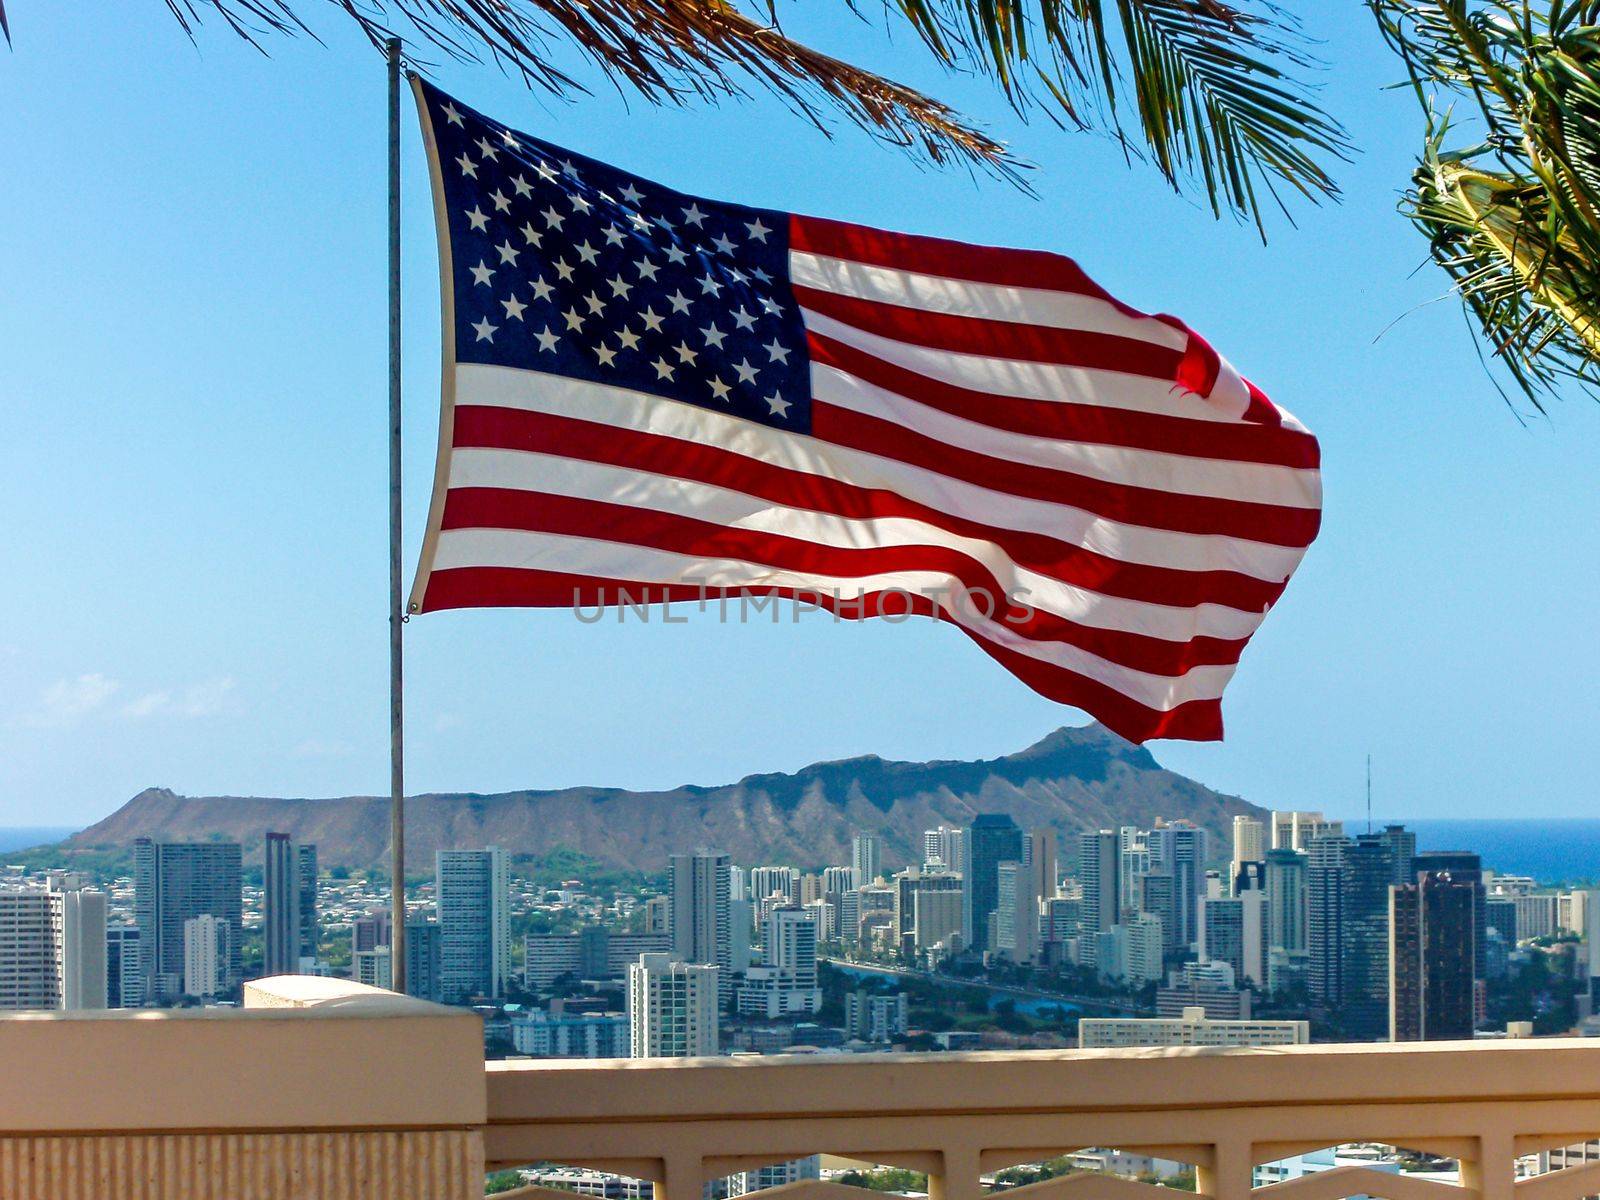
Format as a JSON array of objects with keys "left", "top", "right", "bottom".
[
  {"left": 18, "top": 673, "right": 121, "bottom": 729},
  {"left": 121, "top": 676, "right": 236, "bottom": 720}
]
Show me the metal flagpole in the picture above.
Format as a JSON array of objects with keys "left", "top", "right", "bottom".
[{"left": 386, "top": 35, "right": 407, "bottom": 996}]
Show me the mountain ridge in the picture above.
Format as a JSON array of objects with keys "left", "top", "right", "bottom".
[{"left": 62, "top": 724, "right": 1263, "bottom": 871}]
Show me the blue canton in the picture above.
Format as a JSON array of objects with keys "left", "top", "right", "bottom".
[{"left": 420, "top": 81, "right": 810, "bottom": 433}]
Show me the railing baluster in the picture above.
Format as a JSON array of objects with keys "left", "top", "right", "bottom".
[
  {"left": 1199, "top": 1139, "right": 1253, "bottom": 1200},
  {"left": 659, "top": 1151, "right": 704, "bottom": 1200},
  {"left": 929, "top": 1144, "right": 984, "bottom": 1200},
  {"left": 1465, "top": 1132, "right": 1518, "bottom": 1200}
]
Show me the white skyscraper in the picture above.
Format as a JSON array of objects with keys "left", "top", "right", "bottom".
[
  {"left": 437, "top": 847, "right": 510, "bottom": 1001},
  {"left": 0, "top": 881, "right": 107, "bottom": 1012},
  {"left": 738, "top": 907, "right": 822, "bottom": 1017},
  {"left": 671, "top": 852, "right": 735, "bottom": 1002},
  {"left": 182, "top": 914, "right": 231, "bottom": 1000},
  {"left": 628, "top": 952, "right": 719, "bottom": 1057},
  {"left": 1231, "top": 816, "right": 1265, "bottom": 886},
  {"left": 852, "top": 833, "right": 883, "bottom": 888},
  {"left": 995, "top": 860, "right": 1041, "bottom": 963},
  {"left": 1271, "top": 811, "right": 1343, "bottom": 852}
]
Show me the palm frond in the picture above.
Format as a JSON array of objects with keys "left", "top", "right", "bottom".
[
  {"left": 1373, "top": 0, "right": 1600, "bottom": 407},
  {"left": 871, "top": 1, "right": 1353, "bottom": 233},
  {"left": 138, "top": 0, "right": 1018, "bottom": 180}
]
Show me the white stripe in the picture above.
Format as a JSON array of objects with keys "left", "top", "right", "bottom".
[
  {"left": 448, "top": 446, "right": 1272, "bottom": 642},
  {"left": 801, "top": 308, "right": 1256, "bottom": 424},
  {"left": 813, "top": 363, "right": 1321, "bottom": 510},
  {"left": 431, "top": 527, "right": 1239, "bottom": 711},
  {"left": 454, "top": 363, "right": 1309, "bottom": 584},
  {"left": 789, "top": 249, "right": 1191, "bottom": 351}
]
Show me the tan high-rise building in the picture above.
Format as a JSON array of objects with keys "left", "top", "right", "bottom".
[{"left": 627, "top": 953, "right": 719, "bottom": 1058}]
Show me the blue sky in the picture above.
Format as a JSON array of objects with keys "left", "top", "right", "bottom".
[{"left": 3, "top": 5, "right": 1597, "bottom": 830}]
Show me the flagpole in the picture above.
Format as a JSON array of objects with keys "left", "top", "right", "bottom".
[{"left": 386, "top": 35, "right": 408, "bottom": 996}]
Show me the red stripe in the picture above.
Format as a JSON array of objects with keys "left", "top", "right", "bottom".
[
  {"left": 796, "top": 284, "right": 1185, "bottom": 381},
  {"left": 449, "top": 404, "right": 1291, "bottom": 612},
  {"left": 420, "top": 566, "right": 1224, "bottom": 742},
  {"left": 808, "top": 333, "right": 1321, "bottom": 469},
  {"left": 439, "top": 487, "right": 1247, "bottom": 678},
  {"left": 812, "top": 402, "right": 1320, "bottom": 548}
]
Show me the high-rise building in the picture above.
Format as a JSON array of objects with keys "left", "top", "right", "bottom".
[
  {"left": 669, "top": 851, "right": 734, "bottom": 1003},
  {"left": 296, "top": 843, "right": 319, "bottom": 962},
  {"left": 737, "top": 907, "right": 821, "bottom": 1017},
  {"left": 1341, "top": 833, "right": 1397, "bottom": 1039},
  {"left": 1148, "top": 822, "right": 1207, "bottom": 953},
  {"left": 263, "top": 832, "right": 301, "bottom": 977},
  {"left": 845, "top": 990, "right": 909, "bottom": 1042},
  {"left": 852, "top": 833, "right": 883, "bottom": 888},
  {"left": 351, "top": 908, "right": 392, "bottom": 954},
  {"left": 1200, "top": 892, "right": 1265, "bottom": 988},
  {"left": 1231, "top": 816, "right": 1265, "bottom": 887},
  {"left": 404, "top": 919, "right": 443, "bottom": 1003},
  {"left": 913, "top": 888, "right": 964, "bottom": 953},
  {"left": 0, "top": 882, "right": 107, "bottom": 1011},
  {"left": 893, "top": 867, "right": 961, "bottom": 959},
  {"left": 995, "top": 860, "right": 1040, "bottom": 962},
  {"left": 1272, "top": 812, "right": 1343, "bottom": 852},
  {"left": 1379, "top": 826, "right": 1418, "bottom": 886},
  {"left": 962, "top": 815, "right": 1022, "bottom": 953},
  {"left": 1077, "top": 830, "right": 1121, "bottom": 945},
  {"left": 1025, "top": 830, "right": 1058, "bottom": 902},
  {"left": 1412, "top": 851, "right": 1486, "bottom": 986},
  {"left": 182, "top": 913, "right": 231, "bottom": 1000},
  {"left": 134, "top": 838, "right": 243, "bottom": 1003},
  {"left": 354, "top": 946, "right": 393, "bottom": 990},
  {"left": 820, "top": 865, "right": 855, "bottom": 895},
  {"left": 1390, "top": 871, "right": 1476, "bottom": 1041},
  {"left": 1095, "top": 913, "right": 1163, "bottom": 985},
  {"left": 525, "top": 929, "right": 676, "bottom": 989},
  {"left": 1307, "top": 834, "right": 1352, "bottom": 1006},
  {"left": 436, "top": 847, "right": 509, "bottom": 1002},
  {"left": 1081, "top": 1007, "right": 1309, "bottom": 1048},
  {"left": 628, "top": 953, "right": 719, "bottom": 1057},
  {"left": 1141, "top": 871, "right": 1177, "bottom": 953},
  {"left": 749, "top": 866, "right": 798, "bottom": 907},
  {"left": 1118, "top": 827, "right": 1149, "bottom": 921},
  {"left": 1265, "top": 848, "right": 1309, "bottom": 955},
  {"left": 105, "top": 924, "right": 143, "bottom": 1009}
]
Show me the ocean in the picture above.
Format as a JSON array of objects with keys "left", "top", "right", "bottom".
[
  {"left": 1373, "top": 818, "right": 1600, "bottom": 884},
  {"left": 0, "top": 827, "right": 77, "bottom": 855}
]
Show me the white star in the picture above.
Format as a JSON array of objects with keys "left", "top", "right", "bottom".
[
  {"left": 533, "top": 326, "right": 559, "bottom": 353},
  {"left": 711, "top": 233, "right": 736, "bottom": 256},
  {"left": 495, "top": 240, "right": 518, "bottom": 265},
  {"left": 511, "top": 175, "right": 534, "bottom": 199},
  {"left": 640, "top": 307, "right": 665, "bottom": 333},
  {"left": 542, "top": 206, "right": 566, "bottom": 230},
  {"left": 595, "top": 344, "right": 619, "bottom": 368},
  {"left": 442, "top": 101, "right": 464, "bottom": 127},
  {"left": 554, "top": 259, "right": 576, "bottom": 282},
  {"left": 584, "top": 292, "right": 606, "bottom": 316},
  {"left": 563, "top": 308, "right": 586, "bottom": 332},
  {"left": 733, "top": 358, "right": 759, "bottom": 385},
  {"left": 652, "top": 357, "right": 676, "bottom": 381},
  {"left": 455, "top": 153, "right": 478, "bottom": 178},
  {"left": 728, "top": 266, "right": 748, "bottom": 285},
  {"left": 465, "top": 206, "right": 490, "bottom": 232},
  {"left": 569, "top": 191, "right": 592, "bottom": 214},
  {"left": 598, "top": 190, "right": 615, "bottom": 205},
  {"left": 698, "top": 273, "right": 723, "bottom": 296},
  {"left": 629, "top": 211, "right": 652, "bottom": 230},
  {"left": 746, "top": 218, "right": 771, "bottom": 243},
  {"left": 751, "top": 266, "right": 772, "bottom": 284},
  {"left": 764, "top": 338, "right": 791, "bottom": 364},
  {"left": 617, "top": 327, "right": 642, "bottom": 351},
  {"left": 501, "top": 129, "right": 521, "bottom": 149},
  {"left": 475, "top": 136, "right": 499, "bottom": 160},
  {"left": 702, "top": 323, "right": 727, "bottom": 349},
  {"left": 708, "top": 377, "right": 733, "bottom": 402},
  {"left": 602, "top": 224, "right": 626, "bottom": 247},
  {"left": 560, "top": 159, "right": 580, "bottom": 180},
  {"left": 652, "top": 214, "right": 675, "bottom": 234},
  {"left": 520, "top": 221, "right": 543, "bottom": 247},
  {"left": 470, "top": 261, "right": 494, "bottom": 287},
  {"left": 619, "top": 182, "right": 644, "bottom": 205},
  {"left": 637, "top": 259, "right": 661, "bottom": 282},
  {"left": 766, "top": 392, "right": 792, "bottom": 417},
  {"left": 472, "top": 317, "right": 498, "bottom": 342},
  {"left": 663, "top": 244, "right": 689, "bottom": 266},
  {"left": 608, "top": 274, "right": 634, "bottom": 299},
  {"left": 674, "top": 341, "right": 699, "bottom": 365},
  {"left": 732, "top": 307, "right": 757, "bottom": 331},
  {"left": 575, "top": 241, "right": 601, "bottom": 266},
  {"left": 530, "top": 276, "right": 554, "bottom": 303},
  {"left": 502, "top": 295, "right": 527, "bottom": 321},
  {"left": 759, "top": 295, "right": 782, "bottom": 315},
  {"left": 490, "top": 189, "right": 512, "bottom": 214},
  {"left": 666, "top": 290, "right": 692, "bottom": 314},
  {"left": 535, "top": 160, "right": 558, "bottom": 182},
  {"left": 682, "top": 203, "right": 708, "bottom": 227}
]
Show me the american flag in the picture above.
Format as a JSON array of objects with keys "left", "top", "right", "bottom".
[{"left": 407, "top": 80, "right": 1322, "bottom": 743}]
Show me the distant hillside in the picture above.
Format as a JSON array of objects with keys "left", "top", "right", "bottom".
[{"left": 62, "top": 724, "right": 1264, "bottom": 871}]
